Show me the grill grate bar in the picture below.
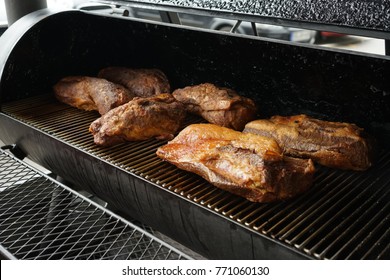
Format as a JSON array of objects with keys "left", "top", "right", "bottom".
[
  {"left": 263, "top": 170, "right": 354, "bottom": 237},
  {"left": 284, "top": 152, "right": 390, "bottom": 253},
  {"left": 181, "top": 181, "right": 212, "bottom": 199},
  {"left": 241, "top": 168, "right": 332, "bottom": 227},
  {"left": 173, "top": 177, "right": 207, "bottom": 194},
  {"left": 248, "top": 173, "right": 337, "bottom": 231},
  {"left": 155, "top": 167, "right": 196, "bottom": 185},
  {"left": 46, "top": 120, "right": 95, "bottom": 138},
  {"left": 1, "top": 95, "right": 55, "bottom": 112},
  {"left": 127, "top": 154, "right": 164, "bottom": 171},
  {"left": 0, "top": 149, "right": 190, "bottom": 260},
  {"left": 67, "top": 134, "right": 96, "bottom": 148},
  {"left": 329, "top": 198, "right": 390, "bottom": 260},
  {"left": 199, "top": 189, "right": 229, "bottom": 208},
  {"left": 347, "top": 213, "right": 390, "bottom": 260},
  {"left": 100, "top": 139, "right": 163, "bottom": 160},
  {"left": 2, "top": 95, "right": 389, "bottom": 259},
  {"left": 32, "top": 110, "right": 94, "bottom": 130},
  {"left": 284, "top": 173, "right": 369, "bottom": 244},
  {"left": 368, "top": 228, "right": 390, "bottom": 260},
  {"left": 311, "top": 173, "right": 390, "bottom": 259},
  {"left": 214, "top": 195, "right": 246, "bottom": 213}
]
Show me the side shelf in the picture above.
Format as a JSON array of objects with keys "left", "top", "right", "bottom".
[{"left": 0, "top": 148, "right": 192, "bottom": 260}]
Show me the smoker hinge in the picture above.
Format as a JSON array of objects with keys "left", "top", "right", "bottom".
[
  {"left": 159, "top": 11, "right": 181, "bottom": 24},
  {"left": 1, "top": 144, "right": 26, "bottom": 160}
]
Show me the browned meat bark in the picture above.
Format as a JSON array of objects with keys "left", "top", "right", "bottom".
[
  {"left": 172, "top": 83, "right": 257, "bottom": 130},
  {"left": 53, "top": 76, "right": 134, "bottom": 115},
  {"left": 98, "top": 67, "right": 170, "bottom": 97},
  {"left": 89, "top": 94, "right": 186, "bottom": 146},
  {"left": 156, "top": 124, "right": 315, "bottom": 203},
  {"left": 244, "top": 114, "right": 373, "bottom": 170}
]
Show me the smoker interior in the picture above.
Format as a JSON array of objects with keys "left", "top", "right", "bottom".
[
  {"left": 0, "top": 11, "right": 389, "bottom": 259},
  {"left": 1, "top": 95, "right": 390, "bottom": 260}
]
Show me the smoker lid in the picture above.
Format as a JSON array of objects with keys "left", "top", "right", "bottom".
[
  {"left": 0, "top": 8, "right": 55, "bottom": 102},
  {"left": 101, "top": 0, "right": 390, "bottom": 39}
]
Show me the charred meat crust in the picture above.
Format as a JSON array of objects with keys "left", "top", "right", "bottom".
[
  {"left": 53, "top": 76, "right": 134, "bottom": 115},
  {"left": 244, "top": 114, "right": 374, "bottom": 170},
  {"left": 98, "top": 67, "right": 171, "bottom": 97},
  {"left": 156, "top": 124, "right": 315, "bottom": 203},
  {"left": 172, "top": 83, "right": 257, "bottom": 131},
  {"left": 89, "top": 94, "right": 186, "bottom": 146}
]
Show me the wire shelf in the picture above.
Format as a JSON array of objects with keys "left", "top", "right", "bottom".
[{"left": 0, "top": 148, "right": 191, "bottom": 260}]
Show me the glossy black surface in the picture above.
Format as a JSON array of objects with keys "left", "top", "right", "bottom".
[{"left": 0, "top": 11, "right": 389, "bottom": 142}]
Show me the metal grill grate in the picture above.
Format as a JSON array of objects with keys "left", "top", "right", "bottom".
[
  {"left": 0, "top": 148, "right": 191, "bottom": 260},
  {"left": 2, "top": 95, "right": 390, "bottom": 260}
]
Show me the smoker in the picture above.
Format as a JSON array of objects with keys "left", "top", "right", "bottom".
[{"left": 0, "top": 0, "right": 389, "bottom": 260}]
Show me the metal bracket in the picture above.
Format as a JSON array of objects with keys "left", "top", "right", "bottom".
[
  {"left": 1, "top": 144, "right": 26, "bottom": 160},
  {"left": 251, "top": 22, "right": 258, "bottom": 36},
  {"left": 159, "top": 11, "right": 181, "bottom": 24},
  {"left": 230, "top": 20, "right": 242, "bottom": 33}
]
